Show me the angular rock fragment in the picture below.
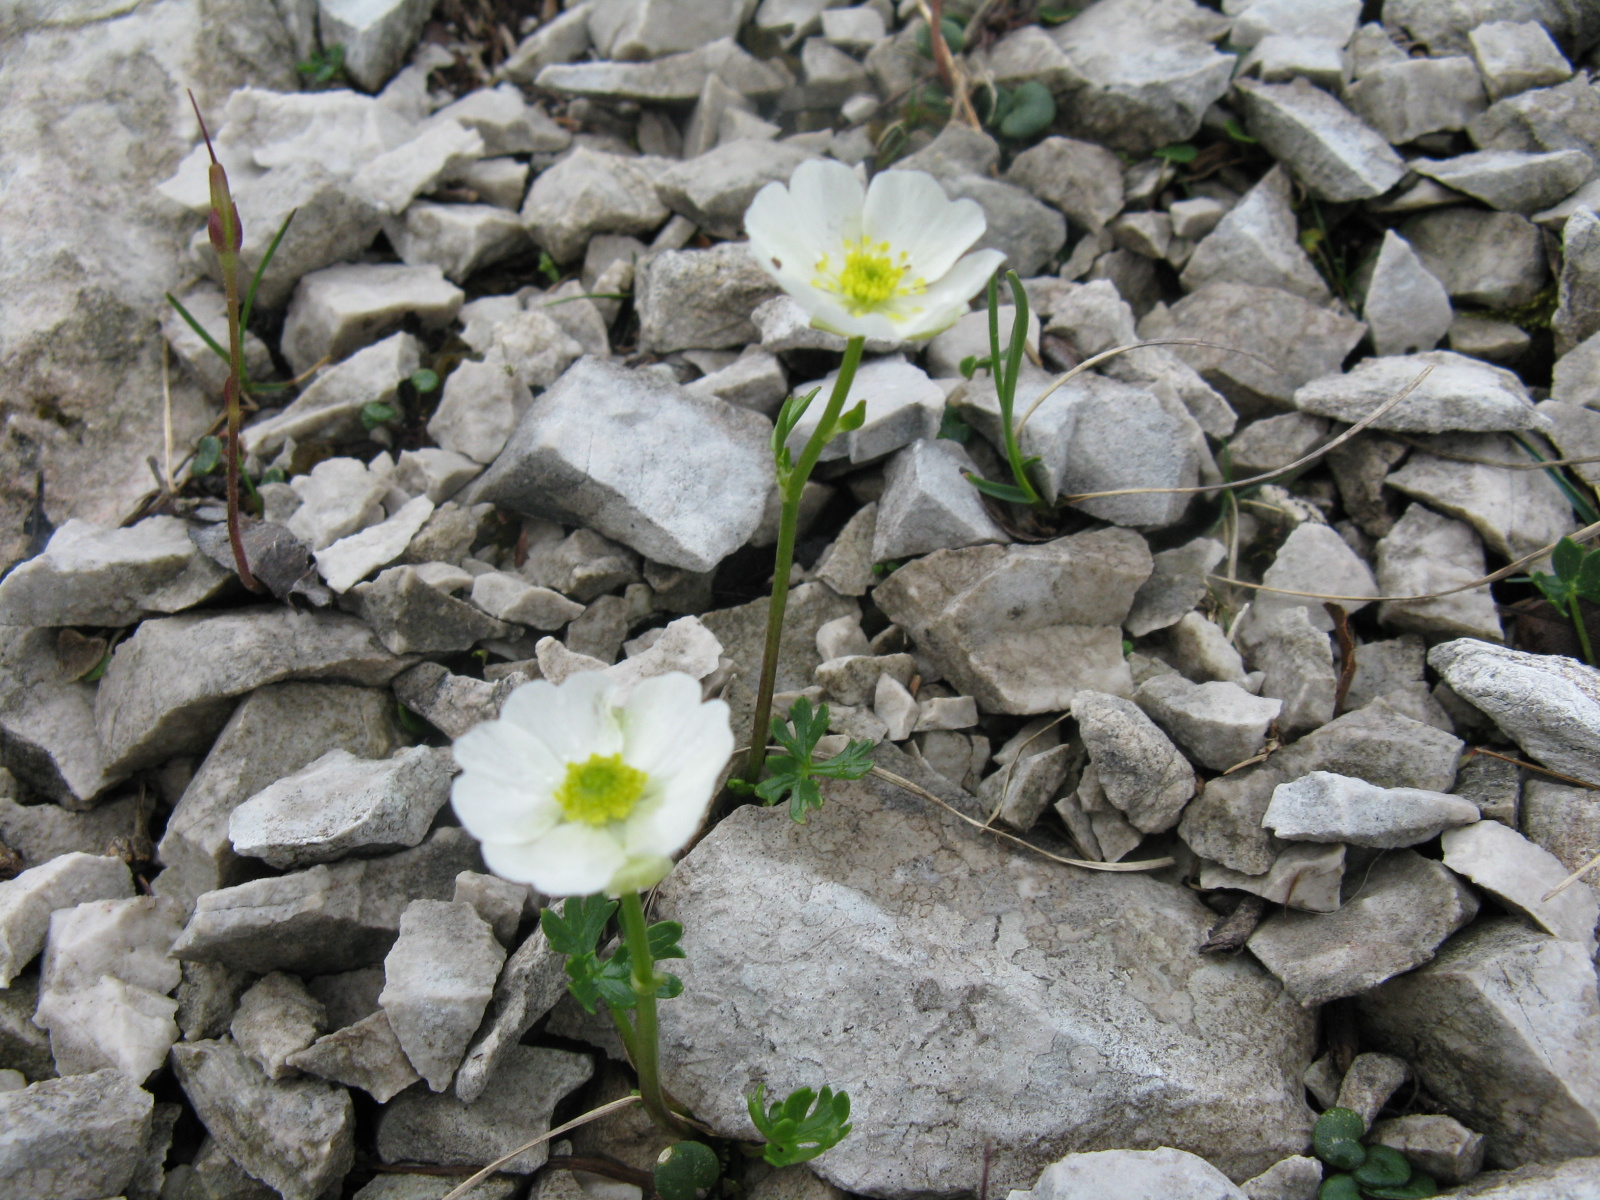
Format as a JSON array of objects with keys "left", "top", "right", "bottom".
[
  {"left": 1442, "top": 820, "right": 1599, "bottom": 946},
  {"left": 656, "top": 747, "right": 1316, "bottom": 1194},
  {"left": 1071, "top": 692, "right": 1194, "bottom": 833},
  {"left": 229, "top": 746, "right": 453, "bottom": 869},
  {"left": 1345, "top": 55, "right": 1487, "bottom": 145},
  {"left": 454, "top": 926, "right": 566, "bottom": 1103},
  {"left": 1247, "top": 850, "right": 1479, "bottom": 1006},
  {"left": 1369, "top": 1113, "right": 1485, "bottom": 1185},
  {"left": 872, "top": 439, "right": 1009, "bottom": 562},
  {"left": 0, "top": 852, "right": 132, "bottom": 987},
  {"left": 1254, "top": 522, "right": 1378, "bottom": 631},
  {"left": 1362, "top": 232, "right": 1455, "bottom": 358},
  {"left": 1360, "top": 919, "right": 1600, "bottom": 1166},
  {"left": 874, "top": 529, "right": 1151, "bottom": 714},
  {"left": 637, "top": 241, "right": 781, "bottom": 352},
  {"left": 285, "top": 1008, "right": 420, "bottom": 1103},
  {"left": 1134, "top": 675, "right": 1282, "bottom": 772},
  {"left": 1234, "top": 77, "right": 1406, "bottom": 201},
  {"left": 1198, "top": 843, "right": 1344, "bottom": 914},
  {"left": 468, "top": 358, "right": 773, "bottom": 572},
  {"left": 1402, "top": 208, "right": 1548, "bottom": 308},
  {"left": 380, "top": 899, "right": 505, "bottom": 1092},
  {"left": 171, "top": 1037, "right": 355, "bottom": 1200},
  {"left": 1179, "top": 165, "right": 1327, "bottom": 302},
  {"left": 655, "top": 141, "right": 816, "bottom": 241},
  {"left": 0, "top": 628, "right": 122, "bottom": 806},
  {"left": 1124, "top": 537, "right": 1223, "bottom": 637},
  {"left": 0, "top": 1069, "right": 153, "bottom": 1200},
  {"left": 1010, "top": 1147, "right": 1248, "bottom": 1200},
  {"left": 156, "top": 683, "right": 405, "bottom": 911},
  {"left": 353, "top": 565, "right": 509, "bottom": 655},
  {"left": 1263, "top": 771, "right": 1479, "bottom": 848},
  {"left": 315, "top": 495, "right": 436, "bottom": 593},
  {"left": 376, "top": 1044, "right": 593, "bottom": 1172},
  {"left": 385, "top": 201, "right": 529, "bottom": 284},
  {"left": 535, "top": 37, "right": 791, "bottom": 104},
  {"left": 95, "top": 607, "right": 409, "bottom": 774},
  {"left": 787, "top": 356, "right": 944, "bottom": 468},
  {"left": 243, "top": 332, "right": 421, "bottom": 456},
  {"left": 1377, "top": 504, "right": 1502, "bottom": 642},
  {"left": 232, "top": 971, "right": 326, "bottom": 1080},
  {"left": 1004, "top": 137, "right": 1125, "bottom": 234},
  {"left": 1430, "top": 639, "right": 1600, "bottom": 785},
  {"left": 1413, "top": 149, "right": 1593, "bottom": 215},
  {"left": 521, "top": 147, "right": 669, "bottom": 264},
  {"left": 281, "top": 262, "right": 463, "bottom": 379},
  {"left": 172, "top": 827, "right": 481, "bottom": 975}
]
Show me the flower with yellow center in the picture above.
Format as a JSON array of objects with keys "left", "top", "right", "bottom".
[
  {"left": 745, "top": 158, "right": 1005, "bottom": 341},
  {"left": 450, "top": 671, "right": 733, "bottom": 897}
]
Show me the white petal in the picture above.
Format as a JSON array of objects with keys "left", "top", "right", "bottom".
[
  {"left": 890, "top": 249, "right": 1007, "bottom": 339},
  {"left": 746, "top": 181, "right": 824, "bottom": 293},
  {"left": 451, "top": 771, "right": 560, "bottom": 844},
  {"left": 499, "top": 673, "right": 622, "bottom": 763},
  {"left": 785, "top": 158, "right": 866, "bottom": 252},
  {"left": 863, "top": 171, "right": 987, "bottom": 282},
  {"left": 451, "top": 718, "right": 564, "bottom": 793},
  {"left": 486, "top": 823, "right": 628, "bottom": 897},
  {"left": 620, "top": 672, "right": 724, "bottom": 778}
]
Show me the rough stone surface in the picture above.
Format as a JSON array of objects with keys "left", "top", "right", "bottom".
[
  {"left": 1403, "top": 208, "right": 1548, "bottom": 308},
  {"left": 95, "top": 607, "right": 408, "bottom": 776},
  {"left": 1247, "top": 850, "right": 1480, "bottom": 1006},
  {"left": 0, "top": 852, "right": 133, "bottom": 988},
  {"left": 156, "top": 683, "right": 405, "bottom": 912},
  {"left": 1198, "top": 843, "right": 1345, "bottom": 914},
  {"left": 0, "top": 1069, "right": 153, "bottom": 1200},
  {"left": 1005, "top": 137, "right": 1125, "bottom": 234},
  {"left": 281, "top": 262, "right": 463, "bottom": 380},
  {"left": 1179, "top": 165, "right": 1327, "bottom": 302},
  {"left": 1555, "top": 207, "right": 1600, "bottom": 356},
  {"left": 171, "top": 1038, "right": 355, "bottom": 1200},
  {"left": 376, "top": 1044, "right": 594, "bottom": 1173},
  {"left": 231, "top": 971, "right": 326, "bottom": 1081},
  {"left": 520, "top": 147, "right": 669, "bottom": 263},
  {"left": 380, "top": 899, "right": 506, "bottom": 1093},
  {"left": 1135, "top": 675, "right": 1282, "bottom": 772},
  {"left": 468, "top": 358, "right": 773, "bottom": 572},
  {"left": 1346, "top": 55, "right": 1488, "bottom": 145},
  {"left": 1263, "top": 771, "right": 1480, "bottom": 848},
  {"left": 1377, "top": 505, "right": 1503, "bottom": 643},
  {"left": 1071, "top": 691, "right": 1195, "bottom": 832},
  {"left": 657, "top": 748, "right": 1315, "bottom": 1196},
  {"left": 1442, "top": 1158, "right": 1600, "bottom": 1197},
  {"left": 873, "top": 529, "right": 1151, "bottom": 715},
  {"left": 1369, "top": 1113, "right": 1485, "bottom": 1185},
  {"left": 1125, "top": 538, "right": 1224, "bottom": 637},
  {"left": 1414, "top": 149, "right": 1594, "bottom": 215},
  {"left": 1430, "top": 638, "right": 1600, "bottom": 785},
  {"left": 0, "top": 627, "right": 122, "bottom": 807},
  {"left": 637, "top": 242, "right": 782, "bottom": 353},
  {"left": 284, "top": 1009, "right": 419, "bottom": 1103},
  {"left": 454, "top": 926, "right": 566, "bottom": 1103},
  {"left": 1234, "top": 77, "right": 1407, "bottom": 201},
  {"left": 353, "top": 565, "right": 510, "bottom": 656},
  {"left": 1297, "top": 350, "right": 1538, "bottom": 436},
  {"left": 1254, "top": 522, "right": 1377, "bottom": 632},
  {"left": 1441, "top": 820, "right": 1599, "bottom": 946},
  {"left": 228, "top": 746, "right": 453, "bottom": 869},
  {"left": 872, "top": 439, "right": 1009, "bottom": 562},
  {"left": 1013, "top": 1147, "right": 1248, "bottom": 1200},
  {"left": 1360, "top": 918, "right": 1600, "bottom": 1167},
  {"left": 172, "top": 828, "right": 482, "bottom": 976}
]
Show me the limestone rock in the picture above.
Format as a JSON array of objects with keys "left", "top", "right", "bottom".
[
  {"left": 1179, "top": 165, "right": 1327, "bottom": 302},
  {"left": 243, "top": 332, "right": 420, "bottom": 456},
  {"left": 1360, "top": 919, "right": 1600, "bottom": 1166},
  {"left": 0, "top": 852, "right": 132, "bottom": 988},
  {"left": 1005, "top": 137, "right": 1125, "bottom": 234},
  {"left": 468, "top": 358, "right": 773, "bottom": 572},
  {"left": 284, "top": 1009, "right": 419, "bottom": 1103},
  {"left": 1377, "top": 504, "right": 1503, "bottom": 643},
  {"left": 454, "top": 925, "right": 566, "bottom": 1103},
  {"left": 656, "top": 747, "right": 1316, "bottom": 1194},
  {"left": 0, "top": 628, "right": 120, "bottom": 806},
  {"left": 171, "top": 1037, "right": 355, "bottom": 1200},
  {"left": 319, "top": 0, "right": 434, "bottom": 90},
  {"left": 1264, "top": 771, "right": 1480, "bottom": 848},
  {"left": 1125, "top": 538, "right": 1224, "bottom": 637},
  {"left": 1402, "top": 208, "right": 1548, "bottom": 308},
  {"left": 281, "top": 262, "right": 463, "bottom": 380},
  {"left": 872, "top": 439, "right": 1009, "bottom": 562},
  {"left": 1361, "top": 232, "right": 1456, "bottom": 358},
  {"left": 0, "top": 1069, "right": 153, "bottom": 1200},
  {"left": 786, "top": 356, "right": 944, "bottom": 468},
  {"left": 94, "top": 607, "right": 408, "bottom": 775},
  {"left": 1198, "top": 843, "right": 1345, "bottom": 914},
  {"left": 1414, "top": 149, "right": 1594, "bottom": 215},
  {"left": 873, "top": 529, "right": 1151, "bottom": 715},
  {"left": 380, "top": 899, "right": 506, "bottom": 1092},
  {"left": 1135, "top": 675, "right": 1282, "bottom": 772},
  {"left": 636, "top": 242, "right": 781, "bottom": 353},
  {"left": 1234, "top": 77, "right": 1406, "bottom": 202},
  {"left": 1247, "top": 850, "right": 1480, "bottom": 1006},
  {"left": 656, "top": 140, "right": 816, "bottom": 241},
  {"left": 535, "top": 38, "right": 791, "bottom": 104},
  {"left": 1370, "top": 1114, "right": 1485, "bottom": 1186},
  {"left": 353, "top": 565, "right": 510, "bottom": 656},
  {"left": 1011, "top": 1147, "right": 1248, "bottom": 1200},
  {"left": 231, "top": 972, "right": 327, "bottom": 1081},
  {"left": 1442, "top": 820, "right": 1599, "bottom": 946},
  {"left": 229, "top": 746, "right": 453, "bottom": 869},
  {"left": 1071, "top": 691, "right": 1195, "bottom": 833}
]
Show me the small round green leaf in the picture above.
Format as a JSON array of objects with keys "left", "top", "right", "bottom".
[
  {"left": 1354, "top": 1144, "right": 1412, "bottom": 1188},
  {"left": 1363, "top": 1175, "right": 1437, "bottom": 1200},
  {"left": 999, "top": 80, "right": 1056, "bottom": 139},
  {"left": 1318, "top": 1176, "right": 1362, "bottom": 1200},
  {"left": 1313, "top": 1108, "right": 1368, "bottom": 1170},
  {"left": 915, "top": 16, "right": 966, "bottom": 56},
  {"left": 654, "top": 1142, "right": 720, "bottom": 1200},
  {"left": 1153, "top": 142, "right": 1198, "bottom": 163},
  {"left": 192, "top": 435, "right": 222, "bottom": 476},
  {"left": 410, "top": 367, "right": 440, "bottom": 393},
  {"left": 360, "top": 402, "right": 397, "bottom": 430}
]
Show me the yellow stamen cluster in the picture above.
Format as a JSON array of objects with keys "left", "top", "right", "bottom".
[
  {"left": 556, "top": 753, "right": 649, "bottom": 825},
  {"left": 815, "top": 236, "right": 924, "bottom": 315}
]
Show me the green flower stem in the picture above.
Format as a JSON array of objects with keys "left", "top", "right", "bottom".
[
  {"left": 617, "top": 891, "right": 687, "bottom": 1137},
  {"left": 745, "top": 334, "right": 867, "bottom": 786},
  {"left": 1575, "top": 603, "right": 1596, "bottom": 667}
]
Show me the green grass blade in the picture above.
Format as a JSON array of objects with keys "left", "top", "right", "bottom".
[
  {"left": 165, "top": 293, "right": 230, "bottom": 364},
  {"left": 240, "top": 208, "right": 296, "bottom": 332}
]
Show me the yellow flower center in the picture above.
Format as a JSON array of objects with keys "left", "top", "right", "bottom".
[
  {"left": 555, "top": 753, "right": 649, "bottom": 826},
  {"left": 814, "top": 237, "right": 924, "bottom": 315}
]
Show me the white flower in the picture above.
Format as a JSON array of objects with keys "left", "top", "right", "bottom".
[
  {"left": 450, "top": 671, "right": 733, "bottom": 897},
  {"left": 745, "top": 158, "right": 1005, "bottom": 342}
]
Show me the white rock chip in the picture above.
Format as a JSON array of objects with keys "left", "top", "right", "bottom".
[
  {"left": 431, "top": 83, "right": 568, "bottom": 156},
  {"left": 315, "top": 495, "right": 435, "bottom": 593},
  {"left": 232, "top": 971, "right": 327, "bottom": 1080},
  {"left": 872, "top": 439, "right": 1009, "bottom": 562},
  {"left": 1135, "top": 675, "right": 1282, "bottom": 772},
  {"left": 636, "top": 241, "right": 782, "bottom": 352},
  {"left": 1414, "top": 149, "right": 1593, "bottom": 215},
  {"left": 319, "top": 0, "right": 436, "bottom": 91},
  {"left": 286, "top": 1008, "right": 420, "bottom": 1103},
  {"left": 1199, "top": 843, "right": 1345, "bottom": 914},
  {"left": 288, "top": 455, "right": 394, "bottom": 551},
  {"left": 1263, "top": 771, "right": 1480, "bottom": 848},
  {"left": 281, "top": 262, "right": 463, "bottom": 379},
  {"left": 521, "top": 147, "right": 669, "bottom": 263},
  {"left": 386, "top": 201, "right": 529, "bottom": 283},
  {"left": 427, "top": 350, "right": 533, "bottom": 466},
  {"left": 1469, "top": 20, "right": 1573, "bottom": 101},
  {"left": 1369, "top": 1114, "right": 1484, "bottom": 1186},
  {"left": 1237, "top": 606, "right": 1336, "bottom": 735},
  {"left": 1430, "top": 638, "right": 1600, "bottom": 786},
  {"left": 1359, "top": 918, "right": 1600, "bottom": 1167},
  {"left": 1345, "top": 55, "right": 1488, "bottom": 145},
  {"left": 1256, "top": 522, "right": 1378, "bottom": 631},
  {"left": 1012, "top": 1147, "right": 1247, "bottom": 1200},
  {"left": 350, "top": 120, "right": 485, "bottom": 216},
  {"left": 1072, "top": 691, "right": 1196, "bottom": 833},
  {"left": 1362, "top": 231, "right": 1455, "bottom": 357},
  {"left": 1442, "top": 820, "right": 1599, "bottom": 947},
  {"left": 243, "top": 332, "right": 420, "bottom": 456},
  {"left": 468, "top": 357, "right": 774, "bottom": 572},
  {"left": 1180, "top": 164, "right": 1327, "bottom": 302},
  {"left": 229, "top": 746, "right": 453, "bottom": 869},
  {"left": 1377, "top": 504, "right": 1502, "bottom": 642},
  {"left": 1233, "top": 77, "right": 1406, "bottom": 202},
  {"left": 0, "top": 853, "right": 132, "bottom": 987},
  {"left": 787, "top": 356, "right": 945, "bottom": 467},
  {"left": 380, "top": 899, "right": 506, "bottom": 1092}
]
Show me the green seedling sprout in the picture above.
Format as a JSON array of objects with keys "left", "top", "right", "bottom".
[
  {"left": 1311, "top": 1107, "right": 1437, "bottom": 1200},
  {"left": 963, "top": 270, "right": 1048, "bottom": 509},
  {"left": 1530, "top": 535, "right": 1600, "bottom": 665}
]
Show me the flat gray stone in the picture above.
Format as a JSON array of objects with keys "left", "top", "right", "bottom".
[
  {"left": 1179, "top": 165, "right": 1327, "bottom": 302},
  {"left": 0, "top": 1069, "right": 153, "bottom": 1200},
  {"left": 1005, "top": 137, "right": 1125, "bottom": 234},
  {"left": 874, "top": 529, "right": 1150, "bottom": 715},
  {"left": 1150, "top": 282, "right": 1366, "bottom": 414},
  {"left": 1402, "top": 207, "right": 1549, "bottom": 308},
  {"left": 171, "top": 827, "right": 481, "bottom": 975},
  {"left": 1294, "top": 350, "right": 1537, "bottom": 433},
  {"left": 872, "top": 439, "right": 1009, "bottom": 562},
  {"left": 1013, "top": 1148, "right": 1247, "bottom": 1200},
  {"left": 1376, "top": 503, "right": 1503, "bottom": 642},
  {"left": 1369, "top": 1113, "right": 1485, "bottom": 1186},
  {"left": 376, "top": 1044, "right": 594, "bottom": 1173},
  {"left": 1199, "top": 843, "right": 1345, "bottom": 914},
  {"left": 0, "top": 627, "right": 121, "bottom": 807},
  {"left": 1386, "top": 432, "right": 1576, "bottom": 561},
  {"left": 1235, "top": 606, "right": 1337, "bottom": 737},
  {"left": 244, "top": 332, "right": 421, "bottom": 457},
  {"left": 1555, "top": 206, "right": 1600, "bottom": 356},
  {"left": 1254, "top": 521, "right": 1377, "bottom": 632},
  {"left": 1443, "top": 1158, "right": 1600, "bottom": 1198},
  {"left": 0, "top": 852, "right": 132, "bottom": 988},
  {"left": 1430, "top": 638, "right": 1600, "bottom": 784},
  {"left": 1359, "top": 918, "right": 1600, "bottom": 1167},
  {"left": 467, "top": 358, "right": 773, "bottom": 572},
  {"left": 636, "top": 241, "right": 781, "bottom": 353},
  {"left": 0, "top": 516, "right": 227, "bottom": 628},
  {"left": 353, "top": 565, "right": 510, "bottom": 656},
  {"left": 520, "top": 147, "right": 669, "bottom": 264},
  {"left": 1125, "top": 537, "right": 1224, "bottom": 637},
  {"left": 1414, "top": 148, "right": 1594, "bottom": 214},
  {"left": 656, "top": 746, "right": 1315, "bottom": 1195},
  {"left": 1135, "top": 675, "right": 1283, "bottom": 772},
  {"left": 231, "top": 972, "right": 327, "bottom": 1081},
  {"left": 1234, "top": 77, "right": 1406, "bottom": 202},
  {"left": 1441, "top": 819, "right": 1599, "bottom": 946},
  {"left": 534, "top": 37, "right": 790, "bottom": 103},
  {"left": 284, "top": 1009, "right": 419, "bottom": 1103},
  {"left": 1362, "top": 230, "right": 1455, "bottom": 358},
  {"left": 787, "top": 356, "right": 945, "bottom": 468},
  {"left": 1523, "top": 777, "right": 1600, "bottom": 876},
  {"left": 155, "top": 683, "right": 405, "bottom": 912},
  {"left": 1263, "top": 770, "right": 1480, "bottom": 847},
  {"left": 171, "top": 1037, "right": 354, "bottom": 1200},
  {"left": 454, "top": 926, "right": 565, "bottom": 1103},
  {"left": 655, "top": 140, "right": 815, "bottom": 241},
  {"left": 1071, "top": 691, "right": 1195, "bottom": 832},
  {"left": 1346, "top": 55, "right": 1487, "bottom": 144},
  {"left": 281, "top": 262, "right": 463, "bottom": 380},
  {"left": 95, "top": 607, "right": 409, "bottom": 776},
  {"left": 1247, "top": 850, "right": 1480, "bottom": 1006},
  {"left": 318, "top": 0, "right": 433, "bottom": 91},
  {"left": 228, "top": 746, "right": 453, "bottom": 869}
]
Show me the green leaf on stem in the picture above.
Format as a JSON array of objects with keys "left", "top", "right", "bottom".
[
  {"left": 1153, "top": 143, "right": 1199, "bottom": 163},
  {"left": 1223, "top": 117, "right": 1258, "bottom": 144},
  {"left": 836, "top": 399, "right": 867, "bottom": 433},
  {"left": 193, "top": 436, "right": 223, "bottom": 476},
  {"left": 297, "top": 42, "right": 346, "bottom": 87},
  {"left": 538, "top": 250, "right": 562, "bottom": 285},
  {"left": 239, "top": 209, "right": 296, "bottom": 336},
  {"left": 747, "top": 1084, "right": 853, "bottom": 1168},
  {"left": 410, "top": 367, "right": 440, "bottom": 393},
  {"left": 937, "top": 405, "right": 971, "bottom": 444},
  {"left": 540, "top": 896, "right": 684, "bottom": 1012},
  {"left": 165, "top": 293, "right": 230, "bottom": 365},
  {"left": 541, "top": 894, "right": 616, "bottom": 958},
  {"left": 998, "top": 80, "right": 1055, "bottom": 139},
  {"left": 754, "top": 696, "right": 875, "bottom": 824},
  {"left": 360, "top": 402, "right": 398, "bottom": 430},
  {"left": 964, "top": 473, "right": 1036, "bottom": 504}
]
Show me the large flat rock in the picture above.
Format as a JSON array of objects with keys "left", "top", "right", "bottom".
[{"left": 655, "top": 747, "right": 1316, "bottom": 1197}]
